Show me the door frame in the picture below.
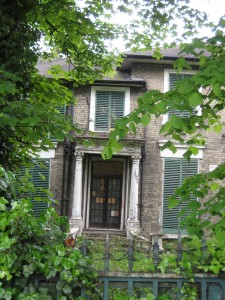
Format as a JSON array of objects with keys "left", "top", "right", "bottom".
[{"left": 84, "top": 156, "right": 128, "bottom": 230}]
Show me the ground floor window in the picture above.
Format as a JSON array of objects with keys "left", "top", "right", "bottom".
[
  {"left": 20, "top": 159, "right": 50, "bottom": 217},
  {"left": 162, "top": 157, "right": 198, "bottom": 234}
]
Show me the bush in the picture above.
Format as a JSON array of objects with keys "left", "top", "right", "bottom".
[{"left": 0, "top": 173, "right": 96, "bottom": 300}]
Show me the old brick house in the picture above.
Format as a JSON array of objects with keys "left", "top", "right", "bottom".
[{"left": 35, "top": 48, "right": 224, "bottom": 239}]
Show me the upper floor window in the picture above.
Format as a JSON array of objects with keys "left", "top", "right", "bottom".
[
  {"left": 163, "top": 70, "right": 196, "bottom": 123},
  {"left": 89, "top": 86, "right": 130, "bottom": 132}
]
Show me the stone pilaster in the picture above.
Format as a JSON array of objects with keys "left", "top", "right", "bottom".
[
  {"left": 69, "top": 152, "right": 83, "bottom": 236},
  {"left": 127, "top": 154, "right": 141, "bottom": 238}
]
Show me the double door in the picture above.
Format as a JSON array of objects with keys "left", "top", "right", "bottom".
[{"left": 89, "top": 176, "right": 122, "bottom": 228}]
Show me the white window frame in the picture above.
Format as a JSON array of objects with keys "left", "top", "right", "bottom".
[
  {"left": 162, "top": 69, "right": 198, "bottom": 124},
  {"left": 159, "top": 140, "right": 204, "bottom": 159},
  {"left": 89, "top": 86, "right": 130, "bottom": 132}
]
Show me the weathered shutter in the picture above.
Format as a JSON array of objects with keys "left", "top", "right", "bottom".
[
  {"left": 31, "top": 159, "right": 50, "bottom": 217},
  {"left": 95, "top": 91, "right": 110, "bottom": 131},
  {"left": 110, "top": 91, "right": 125, "bottom": 127},
  {"left": 51, "top": 106, "right": 66, "bottom": 141},
  {"left": 56, "top": 105, "right": 66, "bottom": 114},
  {"left": 163, "top": 158, "right": 198, "bottom": 234},
  {"left": 181, "top": 158, "right": 198, "bottom": 211},
  {"left": 169, "top": 73, "right": 192, "bottom": 90},
  {"left": 163, "top": 158, "right": 181, "bottom": 233},
  {"left": 95, "top": 91, "right": 125, "bottom": 131},
  {"left": 169, "top": 73, "right": 193, "bottom": 118}
]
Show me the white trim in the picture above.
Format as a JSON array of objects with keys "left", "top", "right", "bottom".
[
  {"left": 159, "top": 140, "right": 204, "bottom": 159},
  {"left": 82, "top": 156, "right": 89, "bottom": 227},
  {"left": 89, "top": 86, "right": 130, "bottom": 132},
  {"left": 38, "top": 148, "right": 56, "bottom": 159},
  {"left": 86, "top": 158, "right": 92, "bottom": 229},
  {"left": 34, "top": 143, "right": 57, "bottom": 159},
  {"left": 125, "top": 159, "right": 130, "bottom": 228},
  {"left": 163, "top": 69, "right": 197, "bottom": 124}
]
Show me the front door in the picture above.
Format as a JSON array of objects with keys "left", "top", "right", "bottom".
[{"left": 89, "top": 176, "right": 122, "bottom": 228}]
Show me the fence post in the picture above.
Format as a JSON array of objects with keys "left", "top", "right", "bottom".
[
  {"left": 80, "top": 239, "right": 87, "bottom": 298},
  {"left": 82, "top": 239, "right": 87, "bottom": 256},
  {"left": 128, "top": 239, "right": 134, "bottom": 272},
  {"left": 105, "top": 234, "right": 110, "bottom": 271},
  {"left": 153, "top": 235, "right": 159, "bottom": 267},
  {"left": 202, "top": 238, "right": 206, "bottom": 261},
  {"left": 177, "top": 232, "right": 182, "bottom": 264}
]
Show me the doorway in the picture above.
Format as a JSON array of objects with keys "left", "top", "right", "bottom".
[{"left": 88, "top": 160, "right": 124, "bottom": 229}]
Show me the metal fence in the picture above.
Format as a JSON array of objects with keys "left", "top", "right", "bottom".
[{"left": 80, "top": 234, "right": 225, "bottom": 299}]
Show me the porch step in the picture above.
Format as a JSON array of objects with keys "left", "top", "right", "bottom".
[{"left": 82, "top": 229, "right": 126, "bottom": 238}]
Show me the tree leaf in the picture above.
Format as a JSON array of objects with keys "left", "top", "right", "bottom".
[
  {"left": 141, "top": 114, "right": 151, "bottom": 126},
  {"left": 168, "top": 197, "right": 179, "bottom": 209},
  {"left": 188, "top": 92, "right": 203, "bottom": 107},
  {"left": 170, "top": 115, "right": 185, "bottom": 130}
]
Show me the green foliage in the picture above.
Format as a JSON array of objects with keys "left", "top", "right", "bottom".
[
  {"left": 102, "top": 16, "right": 225, "bottom": 268},
  {"left": 0, "top": 200, "right": 96, "bottom": 299},
  {"left": 0, "top": 167, "right": 96, "bottom": 299},
  {"left": 0, "top": 0, "right": 213, "bottom": 170},
  {"left": 0, "top": 0, "right": 122, "bottom": 170}
]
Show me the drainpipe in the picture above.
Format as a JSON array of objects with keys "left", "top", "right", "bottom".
[
  {"left": 61, "top": 140, "right": 69, "bottom": 216},
  {"left": 61, "top": 83, "right": 75, "bottom": 216},
  {"left": 139, "top": 124, "right": 147, "bottom": 228},
  {"left": 139, "top": 84, "right": 148, "bottom": 227},
  {"left": 65, "top": 141, "right": 74, "bottom": 217}
]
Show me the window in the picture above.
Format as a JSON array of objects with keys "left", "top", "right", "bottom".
[
  {"left": 168, "top": 73, "right": 193, "bottom": 118},
  {"left": 31, "top": 159, "right": 50, "bottom": 217},
  {"left": 51, "top": 105, "right": 66, "bottom": 141},
  {"left": 163, "top": 70, "right": 195, "bottom": 123},
  {"left": 89, "top": 86, "right": 130, "bottom": 132},
  {"left": 56, "top": 105, "right": 66, "bottom": 114},
  {"left": 20, "top": 159, "right": 50, "bottom": 217},
  {"left": 163, "top": 157, "right": 198, "bottom": 234}
]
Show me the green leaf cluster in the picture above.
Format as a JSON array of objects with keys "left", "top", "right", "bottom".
[{"left": 0, "top": 166, "right": 96, "bottom": 299}]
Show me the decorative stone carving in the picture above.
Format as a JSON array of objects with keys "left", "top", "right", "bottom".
[
  {"left": 75, "top": 151, "right": 84, "bottom": 161},
  {"left": 69, "top": 217, "right": 83, "bottom": 237}
]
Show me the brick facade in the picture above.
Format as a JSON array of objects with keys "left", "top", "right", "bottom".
[{"left": 38, "top": 51, "right": 225, "bottom": 237}]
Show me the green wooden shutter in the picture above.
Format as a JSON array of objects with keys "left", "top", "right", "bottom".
[
  {"left": 168, "top": 73, "right": 193, "bottom": 118},
  {"left": 169, "top": 73, "right": 192, "bottom": 90},
  {"left": 95, "top": 91, "right": 110, "bottom": 131},
  {"left": 31, "top": 159, "right": 50, "bottom": 217},
  {"left": 51, "top": 106, "right": 66, "bottom": 141},
  {"left": 55, "top": 105, "right": 66, "bottom": 114},
  {"left": 110, "top": 91, "right": 125, "bottom": 127},
  {"left": 163, "top": 158, "right": 198, "bottom": 234},
  {"left": 95, "top": 91, "right": 125, "bottom": 131}
]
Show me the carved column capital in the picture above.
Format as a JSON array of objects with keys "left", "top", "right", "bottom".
[
  {"left": 75, "top": 151, "right": 84, "bottom": 161},
  {"left": 131, "top": 154, "right": 141, "bottom": 164}
]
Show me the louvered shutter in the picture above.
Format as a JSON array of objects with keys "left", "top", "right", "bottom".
[
  {"left": 95, "top": 91, "right": 110, "bottom": 131},
  {"left": 56, "top": 105, "right": 66, "bottom": 114},
  {"left": 110, "top": 91, "right": 125, "bottom": 127},
  {"left": 51, "top": 106, "right": 66, "bottom": 141},
  {"left": 95, "top": 91, "right": 125, "bottom": 131},
  {"left": 169, "top": 73, "right": 193, "bottom": 118},
  {"left": 163, "top": 158, "right": 198, "bottom": 234},
  {"left": 31, "top": 159, "right": 50, "bottom": 217}
]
